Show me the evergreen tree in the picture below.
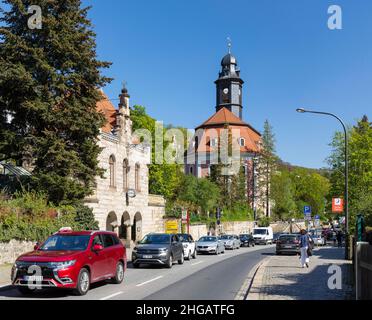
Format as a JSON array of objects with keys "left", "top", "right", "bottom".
[
  {"left": 257, "top": 120, "right": 277, "bottom": 217},
  {"left": 0, "top": 0, "right": 111, "bottom": 204}
]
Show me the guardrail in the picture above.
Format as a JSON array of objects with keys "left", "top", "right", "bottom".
[{"left": 355, "top": 242, "right": 372, "bottom": 300}]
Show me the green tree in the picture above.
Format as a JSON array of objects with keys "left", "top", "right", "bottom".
[
  {"left": 0, "top": 0, "right": 111, "bottom": 204},
  {"left": 328, "top": 116, "right": 372, "bottom": 228},
  {"left": 130, "top": 105, "right": 183, "bottom": 200},
  {"left": 271, "top": 170, "right": 297, "bottom": 220},
  {"left": 257, "top": 120, "right": 277, "bottom": 217}
]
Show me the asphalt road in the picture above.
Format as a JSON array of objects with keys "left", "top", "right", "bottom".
[{"left": 0, "top": 245, "right": 275, "bottom": 300}]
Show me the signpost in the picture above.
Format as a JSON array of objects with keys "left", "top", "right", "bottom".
[
  {"left": 165, "top": 220, "right": 179, "bottom": 234},
  {"left": 181, "top": 210, "right": 190, "bottom": 234},
  {"left": 332, "top": 198, "right": 344, "bottom": 213}
]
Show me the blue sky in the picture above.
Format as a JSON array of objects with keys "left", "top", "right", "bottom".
[{"left": 86, "top": 0, "right": 371, "bottom": 169}]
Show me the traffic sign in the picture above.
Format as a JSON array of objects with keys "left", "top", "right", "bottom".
[
  {"left": 332, "top": 198, "right": 344, "bottom": 213},
  {"left": 304, "top": 206, "right": 312, "bottom": 214},
  {"left": 315, "top": 215, "right": 320, "bottom": 219}
]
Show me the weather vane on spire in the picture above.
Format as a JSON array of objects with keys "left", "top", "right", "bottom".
[{"left": 227, "top": 37, "right": 232, "bottom": 54}]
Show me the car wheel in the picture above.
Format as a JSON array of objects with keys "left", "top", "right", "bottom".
[
  {"left": 74, "top": 268, "right": 90, "bottom": 296},
  {"left": 215, "top": 247, "right": 219, "bottom": 255},
  {"left": 112, "top": 261, "right": 124, "bottom": 284},
  {"left": 178, "top": 252, "right": 184, "bottom": 264},
  {"left": 17, "top": 286, "right": 36, "bottom": 295},
  {"left": 192, "top": 249, "right": 197, "bottom": 259},
  {"left": 166, "top": 254, "right": 173, "bottom": 268}
]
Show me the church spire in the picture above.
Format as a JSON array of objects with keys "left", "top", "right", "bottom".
[{"left": 214, "top": 44, "right": 244, "bottom": 119}]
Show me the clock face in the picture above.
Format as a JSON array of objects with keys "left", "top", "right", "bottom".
[{"left": 223, "top": 88, "right": 229, "bottom": 95}]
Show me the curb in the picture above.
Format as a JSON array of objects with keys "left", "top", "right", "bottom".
[
  {"left": 234, "top": 256, "right": 272, "bottom": 300},
  {"left": 246, "top": 256, "right": 271, "bottom": 300}
]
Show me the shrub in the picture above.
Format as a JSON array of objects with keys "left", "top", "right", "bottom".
[{"left": 0, "top": 191, "right": 99, "bottom": 242}]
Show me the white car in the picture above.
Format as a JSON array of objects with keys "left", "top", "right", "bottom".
[
  {"left": 177, "top": 233, "right": 197, "bottom": 260},
  {"left": 312, "top": 234, "right": 326, "bottom": 246}
]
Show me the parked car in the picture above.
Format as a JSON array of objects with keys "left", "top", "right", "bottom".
[
  {"left": 177, "top": 233, "right": 197, "bottom": 260},
  {"left": 312, "top": 234, "right": 326, "bottom": 246},
  {"left": 219, "top": 234, "right": 240, "bottom": 250},
  {"left": 196, "top": 236, "right": 225, "bottom": 255},
  {"left": 276, "top": 234, "right": 300, "bottom": 255},
  {"left": 239, "top": 234, "right": 255, "bottom": 247},
  {"left": 11, "top": 229, "right": 126, "bottom": 296},
  {"left": 273, "top": 233, "right": 282, "bottom": 244},
  {"left": 252, "top": 227, "right": 274, "bottom": 245},
  {"left": 132, "top": 233, "right": 184, "bottom": 268}
]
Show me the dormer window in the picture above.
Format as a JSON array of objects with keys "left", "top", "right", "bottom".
[{"left": 239, "top": 138, "right": 245, "bottom": 147}]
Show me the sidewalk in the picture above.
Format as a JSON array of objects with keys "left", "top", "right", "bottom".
[{"left": 247, "top": 247, "right": 354, "bottom": 300}]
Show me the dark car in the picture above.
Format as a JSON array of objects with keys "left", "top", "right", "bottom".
[
  {"left": 239, "top": 234, "right": 255, "bottom": 247},
  {"left": 11, "top": 229, "right": 126, "bottom": 296},
  {"left": 273, "top": 233, "right": 282, "bottom": 244},
  {"left": 131, "top": 233, "right": 184, "bottom": 268},
  {"left": 276, "top": 234, "right": 300, "bottom": 255}
]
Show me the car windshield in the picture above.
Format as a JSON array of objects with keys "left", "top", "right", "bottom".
[
  {"left": 279, "top": 235, "right": 298, "bottom": 241},
  {"left": 177, "top": 234, "right": 189, "bottom": 242},
  {"left": 199, "top": 237, "right": 216, "bottom": 242},
  {"left": 139, "top": 234, "right": 170, "bottom": 244},
  {"left": 39, "top": 235, "right": 90, "bottom": 251},
  {"left": 253, "top": 229, "right": 267, "bottom": 235},
  {"left": 219, "top": 235, "right": 233, "bottom": 240}
]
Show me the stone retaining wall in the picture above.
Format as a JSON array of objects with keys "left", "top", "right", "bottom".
[{"left": 0, "top": 240, "right": 34, "bottom": 265}]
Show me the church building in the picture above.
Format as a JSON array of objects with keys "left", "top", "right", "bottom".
[{"left": 185, "top": 48, "right": 264, "bottom": 214}]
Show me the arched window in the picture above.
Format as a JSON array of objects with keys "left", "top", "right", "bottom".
[
  {"left": 109, "top": 155, "right": 116, "bottom": 188},
  {"left": 135, "top": 163, "right": 140, "bottom": 191},
  {"left": 123, "top": 159, "right": 129, "bottom": 191}
]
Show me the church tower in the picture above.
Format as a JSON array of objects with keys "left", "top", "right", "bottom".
[{"left": 215, "top": 46, "right": 244, "bottom": 119}]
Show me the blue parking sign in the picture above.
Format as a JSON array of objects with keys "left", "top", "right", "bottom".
[{"left": 304, "top": 206, "right": 311, "bottom": 214}]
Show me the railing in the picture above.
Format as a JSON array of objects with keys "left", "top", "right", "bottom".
[{"left": 355, "top": 242, "right": 372, "bottom": 300}]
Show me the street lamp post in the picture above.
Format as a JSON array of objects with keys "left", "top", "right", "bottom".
[{"left": 296, "top": 108, "right": 349, "bottom": 260}]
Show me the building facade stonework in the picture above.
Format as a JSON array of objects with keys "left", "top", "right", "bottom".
[{"left": 85, "top": 87, "right": 165, "bottom": 246}]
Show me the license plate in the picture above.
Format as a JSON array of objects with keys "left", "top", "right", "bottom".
[
  {"left": 24, "top": 275, "right": 43, "bottom": 282},
  {"left": 143, "top": 255, "right": 152, "bottom": 259},
  {"left": 284, "top": 245, "right": 293, "bottom": 248}
]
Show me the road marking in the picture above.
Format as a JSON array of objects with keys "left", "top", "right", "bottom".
[
  {"left": 136, "top": 276, "right": 163, "bottom": 287},
  {"left": 100, "top": 291, "right": 123, "bottom": 300},
  {"left": 191, "top": 261, "right": 204, "bottom": 266}
]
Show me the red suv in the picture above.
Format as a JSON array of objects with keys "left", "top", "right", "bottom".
[{"left": 11, "top": 229, "right": 126, "bottom": 296}]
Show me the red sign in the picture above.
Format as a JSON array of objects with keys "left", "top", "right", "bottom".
[{"left": 332, "top": 198, "right": 344, "bottom": 213}]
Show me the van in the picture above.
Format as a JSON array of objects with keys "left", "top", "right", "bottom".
[{"left": 252, "top": 227, "right": 273, "bottom": 245}]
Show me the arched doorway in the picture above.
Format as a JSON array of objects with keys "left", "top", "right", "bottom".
[
  {"left": 106, "top": 211, "right": 118, "bottom": 233},
  {"left": 132, "top": 212, "right": 142, "bottom": 242}
]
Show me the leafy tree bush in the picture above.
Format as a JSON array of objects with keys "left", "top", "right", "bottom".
[{"left": 0, "top": 191, "right": 98, "bottom": 242}]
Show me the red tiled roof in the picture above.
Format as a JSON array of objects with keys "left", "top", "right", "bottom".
[
  {"left": 196, "top": 107, "right": 246, "bottom": 128},
  {"left": 96, "top": 91, "right": 116, "bottom": 133},
  {"left": 193, "top": 107, "right": 261, "bottom": 154}
]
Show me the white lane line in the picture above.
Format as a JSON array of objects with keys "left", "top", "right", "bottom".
[
  {"left": 99, "top": 291, "right": 123, "bottom": 300},
  {"left": 191, "top": 261, "right": 204, "bottom": 266},
  {"left": 136, "top": 275, "right": 163, "bottom": 287}
]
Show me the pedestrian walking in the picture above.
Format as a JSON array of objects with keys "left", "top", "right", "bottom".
[{"left": 299, "top": 229, "right": 311, "bottom": 268}]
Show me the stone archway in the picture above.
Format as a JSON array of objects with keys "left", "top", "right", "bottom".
[
  {"left": 132, "top": 212, "right": 142, "bottom": 242},
  {"left": 106, "top": 211, "right": 118, "bottom": 233}
]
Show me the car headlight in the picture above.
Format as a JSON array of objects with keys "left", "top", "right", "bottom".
[
  {"left": 49, "top": 260, "right": 76, "bottom": 270},
  {"left": 183, "top": 244, "right": 188, "bottom": 248}
]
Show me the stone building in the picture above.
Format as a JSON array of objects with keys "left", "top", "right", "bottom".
[{"left": 85, "top": 86, "right": 165, "bottom": 246}]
